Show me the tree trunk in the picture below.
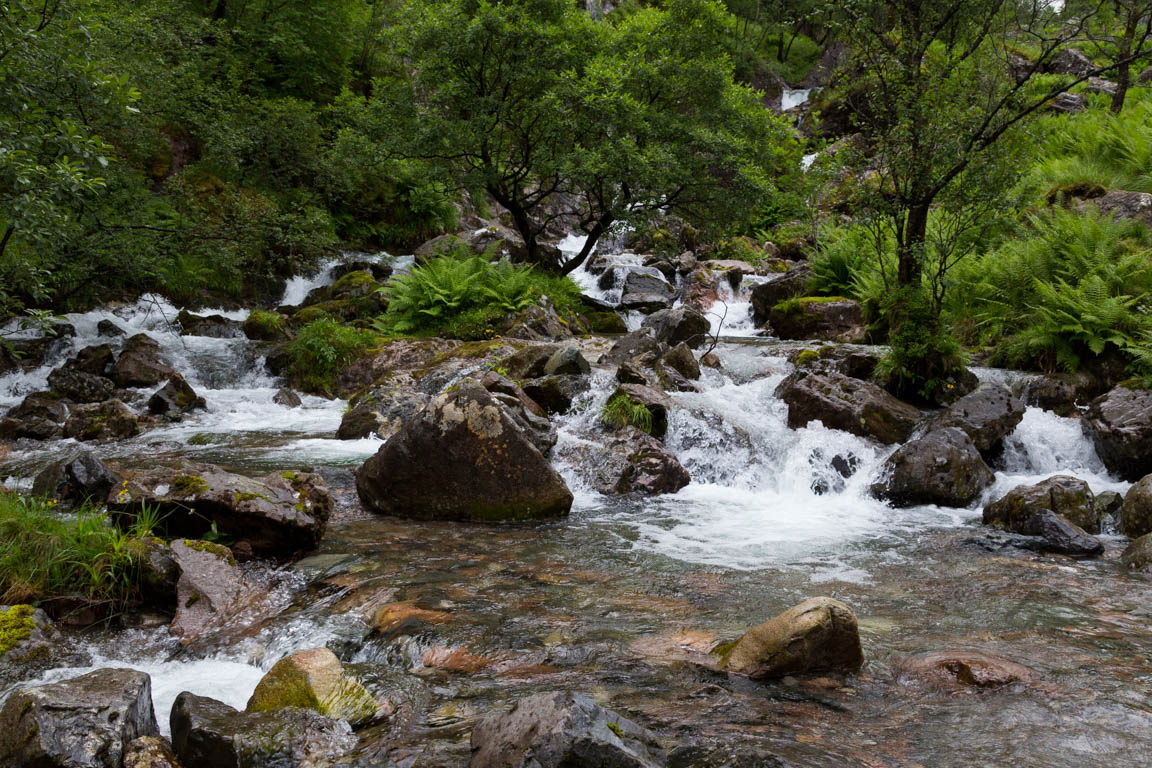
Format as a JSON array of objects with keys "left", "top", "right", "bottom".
[
  {"left": 560, "top": 213, "right": 614, "bottom": 275},
  {"left": 212, "top": 0, "right": 228, "bottom": 21},
  {"left": 1111, "top": 14, "right": 1137, "bottom": 115},
  {"left": 896, "top": 203, "right": 929, "bottom": 288}
]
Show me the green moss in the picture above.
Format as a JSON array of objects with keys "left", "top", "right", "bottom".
[
  {"left": 0, "top": 605, "right": 36, "bottom": 656},
  {"left": 795, "top": 349, "right": 820, "bottom": 366},
  {"left": 172, "top": 474, "right": 210, "bottom": 497},
  {"left": 773, "top": 295, "right": 850, "bottom": 316},
  {"left": 234, "top": 492, "right": 270, "bottom": 503},
  {"left": 182, "top": 539, "right": 235, "bottom": 564},
  {"left": 607, "top": 722, "right": 624, "bottom": 739},
  {"left": 290, "top": 305, "right": 333, "bottom": 326},
  {"left": 330, "top": 270, "right": 378, "bottom": 297},
  {"left": 242, "top": 309, "right": 286, "bottom": 341},
  {"left": 187, "top": 433, "right": 215, "bottom": 446}
]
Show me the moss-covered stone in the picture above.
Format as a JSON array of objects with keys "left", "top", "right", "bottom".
[
  {"left": 246, "top": 648, "right": 378, "bottom": 726},
  {"left": 172, "top": 474, "right": 210, "bottom": 497},
  {"left": 330, "top": 270, "right": 378, "bottom": 299},
  {"left": 242, "top": 309, "right": 286, "bottom": 341},
  {"left": 181, "top": 539, "right": 235, "bottom": 564},
  {"left": 719, "top": 597, "right": 863, "bottom": 679},
  {"left": 0, "top": 605, "right": 36, "bottom": 656}
]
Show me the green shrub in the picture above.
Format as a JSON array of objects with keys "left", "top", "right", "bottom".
[
  {"left": 378, "top": 250, "right": 584, "bottom": 339},
  {"left": 948, "top": 208, "right": 1152, "bottom": 373},
  {"left": 0, "top": 492, "right": 150, "bottom": 608},
  {"left": 600, "top": 393, "right": 654, "bottom": 433},
  {"left": 287, "top": 319, "right": 378, "bottom": 392},
  {"left": 877, "top": 286, "right": 969, "bottom": 404}
]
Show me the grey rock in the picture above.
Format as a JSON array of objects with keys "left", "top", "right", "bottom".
[
  {"left": 931, "top": 382, "right": 1025, "bottom": 458},
  {"left": 1122, "top": 474, "right": 1152, "bottom": 539},
  {"left": 1046, "top": 47, "right": 1094, "bottom": 76},
  {"left": 113, "top": 335, "right": 175, "bottom": 388},
  {"left": 168, "top": 539, "right": 255, "bottom": 642},
  {"left": 1028, "top": 510, "right": 1104, "bottom": 558},
  {"left": 63, "top": 399, "right": 140, "bottom": 441},
  {"left": 641, "top": 307, "right": 711, "bottom": 349},
  {"left": 660, "top": 343, "right": 701, "bottom": 381},
  {"left": 177, "top": 310, "right": 244, "bottom": 339},
  {"left": 274, "top": 387, "right": 303, "bottom": 408},
  {"left": 522, "top": 375, "right": 591, "bottom": 415},
  {"left": 619, "top": 270, "right": 675, "bottom": 313},
  {"left": 543, "top": 346, "right": 591, "bottom": 376},
  {"left": 1083, "top": 386, "right": 1152, "bottom": 480},
  {"left": 775, "top": 370, "right": 922, "bottom": 445},
  {"left": 767, "top": 298, "right": 866, "bottom": 343},
  {"left": 47, "top": 366, "right": 116, "bottom": 404},
  {"left": 750, "top": 264, "right": 812, "bottom": 325},
  {"left": 983, "top": 475, "right": 1098, "bottom": 533},
  {"left": 33, "top": 452, "right": 121, "bottom": 503},
  {"left": 147, "top": 374, "right": 207, "bottom": 417},
  {"left": 1121, "top": 533, "right": 1152, "bottom": 570},
  {"left": 97, "top": 320, "right": 126, "bottom": 337},
  {"left": 871, "top": 428, "right": 994, "bottom": 508},
  {"left": 599, "top": 329, "right": 667, "bottom": 366},
  {"left": 337, "top": 386, "right": 428, "bottom": 440}
]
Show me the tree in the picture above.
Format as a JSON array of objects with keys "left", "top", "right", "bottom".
[
  {"left": 381, "top": 0, "right": 796, "bottom": 273},
  {"left": 1081, "top": 0, "right": 1152, "bottom": 114}
]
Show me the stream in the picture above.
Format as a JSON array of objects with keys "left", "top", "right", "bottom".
[{"left": 1, "top": 252, "right": 1150, "bottom": 767}]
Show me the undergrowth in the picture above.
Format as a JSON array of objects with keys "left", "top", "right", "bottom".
[
  {"left": 287, "top": 318, "right": 379, "bottom": 392},
  {"left": 601, "top": 393, "right": 654, "bottom": 434}
]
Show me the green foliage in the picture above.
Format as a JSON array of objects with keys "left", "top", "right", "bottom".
[
  {"left": 601, "top": 393, "right": 654, "bottom": 434},
  {"left": 378, "top": 250, "right": 584, "bottom": 339},
  {"left": 286, "top": 319, "right": 378, "bottom": 392},
  {"left": 877, "top": 286, "right": 969, "bottom": 404},
  {"left": 948, "top": 208, "right": 1152, "bottom": 373},
  {"left": 0, "top": 492, "right": 145, "bottom": 608}
]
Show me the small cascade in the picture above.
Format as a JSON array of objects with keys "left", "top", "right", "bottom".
[
  {"left": 704, "top": 274, "right": 768, "bottom": 338},
  {"left": 781, "top": 87, "right": 818, "bottom": 111}
]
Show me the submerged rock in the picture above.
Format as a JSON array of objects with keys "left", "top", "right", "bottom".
[
  {"left": 147, "top": 373, "right": 207, "bottom": 417},
  {"left": 273, "top": 387, "right": 303, "bottom": 408},
  {"left": 871, "top": 428, "right": 994, "bottom": 508},
  {"left": 109, "top": 465, "right": 332, "bottom": 556},
  {"left": 1082, "top": 386, "right": 1152, "bottom": 481},
  {"left": 356, "top": 380, "right": 573, "bottom": 521},
  {"left": 983, "top": 475, "right": 1098, "bottom": 533},
  {"left": 112, "top": 334, "right": 175, "bottom": 388},
  {"left": 719, "top": 597, "right": 863, "bottom": 679},
  {"left": 901, "top": 651, "right": 1033, "bottom": 691},
  {"left": 1025, "top": 510, "right": 1105, "bottom": 558},
  {"left": 177, "top": 310, "right": 244, "bottom": 339},
  {"left": 775, "top": 370, "right": 921, "bottom": 445},
  {"left": 470, "top": 691, "right": 667, "bottom": 768},
  {"left": 0, "top": 668, "right": 158, "bottom": 768},
  {"left": 246, "top": 648, "right": 379, "bottom": 727},
  {"left": 1122, "top": 474, "right": 1152, "bottom": 539},
  {"left": 32, "top": 451, "right": 121, "bottom": 504},
  {"left": 63, "top": 399, "right": 140, "bottom": 441},
  {"left": 930, "top": 382, "right": 1025, "bottom": 459},
  {"left": 171, "top": 692, "right": 355, "bottom": 768}
]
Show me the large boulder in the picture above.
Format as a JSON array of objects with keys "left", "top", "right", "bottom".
[
  {"left": 1121, "top": 533, "right": 1152, "bottom": 570},
  {"left": 521, "top": 375, "right": 591, "bottom": 415},
  {"left": 1024, "top": 510, "right": 1105, "bottom": 558},
  {"left": 356, "top": 380, "right": 573, "bottom": 521},
  {"left": 63, "top": 399, "right": 140, "bottom": 441},
  {"left": 767, "top": 298, "right": 866, "bottom": 343},
  {"left": 337, "top": 386, "right": 428, "bottom": 440},
  {"left": 1088, "top": 190, "right": 1152, "bottom": 231},
  {"left": 109, "top": 466, "right": 332, "bottom": 556},
  {"left": 1047, "top": 47, "right": 1094, "bottom": 76},
  {"left": 177, "top": 310, "right": 244, "bottom": 339},
  {"left": 719, "top": 597, "right": 863, "bottom": 679},
  {"left": 500, "top": 344, "right": 563, "bottom": 379},
  {"left": 599, "top": 329, "right": 666, "bottom": 366},
  {"left": 660, "top": 343, "right": 701, "bottom": 381},
  {"left": 168, "top": 539, "right": 256, "bottom": 641},
  {"left": 246, "top": 648, "right": 379, "bottom": 726},
  {"left": 750, "top": 263, "right": 812, "bottom": 325},
  {"left": 0, "top": 392, "right": 69, "bottom": 440},
  {"left": 775, "top": 370, "right": 922, "bottom": 445},
  {"left": 470, "top": 691, "right": 666, "bottom": 768},
  {"left": 112, "top": 334, "right": 175, "bottom": 388},
  {"left": 170, "top": 693, "right": 355, "bottom": 768},
  {"left": 47, "top": 366, "right": 115, "bottom": 403},
  {"left": 500, "top": 297, "right": 574, "bottom": 341},
  {"left": 612, "top": 430, "right": 691, "bottom": 495},
  {"left": 1083, "top": 386, "right": 1152, "bottom": 480},
  {"left": 610, "top": 384, "right": 673, "bottom": 440},
  {"left": 543, "top": 346, "right": 591, "bottom": 376},
  {"left": 0, "top": 668, "right": 158, "bottom": 768},
  {"left": 641, "top": 307, "right": 711, "bottom": 349},
  {"left": 871, "top": 428, "right": 994, "bottom": 507},
  {"left": 930, "top": 382, "right": 1025, "bottom": 459},
  {"left": 1122, "top": 474, "right": 1152, "bottom": 539},
  {"left": 619, "top": 270, "right": 675, "bottom": 313},
  {"left": 983, "top": 475, "right": 1099, "bottom": 533},
  {"left": 32, "top": 452, "right": 121, "bottom": 503},
  {"left": 147, "top": 373, "right": 206, "bottom": 417}
]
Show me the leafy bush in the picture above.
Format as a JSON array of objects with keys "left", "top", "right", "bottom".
[
  {"left": 286, "top": 318, "right": 378, "bottom": 392},
  {"left": 601, "top": 393, "right": 654, "bottom": 433},
  {"left": 948, "top": 208, "right": 1152, "bottom": 373},
  {"left": 378, "top": 249, "right": 584, "bottom": 339},
  {"left": 877, "top": 286, "right": 969, "bottom": 404},
  {"left": 0, "top": 492, "right": 156, "bottom": 608}
]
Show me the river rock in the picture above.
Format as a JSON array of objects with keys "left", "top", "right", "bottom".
[
  {"left": 1083, "top": 386, "right": 1152, "bottom": 481},
  {"left": 901, "top": 651, "right": 1033, "bottom": 691},
  {"left": 871, "top": 428, "right": 994, "bottom": 507},
  {"left": 97, "top": 319, "right": 126, "bottom": 337},
  {"left": 470, "top": 691, "right": 666, "bottom": 768},
  {"left": 0, "top": 604, "right": 59, "bottom": 666},
  {"left": 660, "top": 343, "right": 701, "bottom": 381},
  {"left": 641, "top": 307, "right": 711, "bottom": 349},
  {"left": 177, "top": 310, "right": 244, "bottom": 339},
  {"left": 171, "top": 692, "right": 355, "bottom": 768},
  {"left": 33, "top": 451, "right": 121, "bottom": 503},
  {"left": 113, "top": 334, "right": 175, "bottom": 388},
  {"left": 620, "top": 270, "right": 675, "bottom": 313},
  {"left": 337, "top": 386, "right": 429, "bottom": 440},
  {"left": 0, "top": 668, "right": 158, "bottom": 768},
  {"left": 613, "top": 430, "right": 691, "bottom": 495},
  {"left": 612, "top": 383, "right": 673, "bottom": 440},
  {"left": 775, "top": 370, "right": 921, "bottom": 444},
  {"left": 599, "top": 329, "right": 666, "bottom": 366},
  {"left": 983, "top": 475, "right": 1098, "bottom": 533},
  {"left": 522, "top": 375, "right": 591, "bottom": 415},
  {"left": 274, "top": 387, "right": 302, "bottom": 408},
  {"left": 500, "top": 296, "right": 573, "bottom": 341},
  {"left": 1122, "top": 474, "right": 1152, "bottom": 538},
  {"left": 1025, "top": 510, "right": 1105, "bottom": 558},
  {"left": 1095, "top": 489, "right": 1124, "bottom": 530},
  {"left": 356, "top": 380, "right": 573, "bottom": 521},
  {"left": 500, "top": 344, "right": 563, "bottom": 379},
  {"left": 543, "top": 346, "right": 591, "bottom": 376},
  {"left": 124, "top": 736, "right": 181, "bottom": 768},
  {"left": 767, "top": 298, "right": 866, "bottom": 343},
  {"left": 70, "top": 344, "right": 116, "bottom": 376},
  {"left": 148, "top": 374, "right": 207, "bottom": 417},
  {"left": 0, "top": 392, "right": 69, "bottom": 440},
  {"left": 720, "top": 597, "right": 863, "bottom": 679},
  {"left": 930, "top": 382, "right": 1025, "bottom": 458},
  {"left": 47, "top": 365, "right": 116, "bottom": 404},
  {"left": 64, "top": 399, "right": 140, "bottom": 441},
  {"left": 680, "top": 267, "right": 721, "bottom": 312},
  {"left": 168, "top": 539, "right": 255, "bottom": 641},
  {"left": 486, "top": 388, "right": 558, "bottom": 458},
  {"left": 246, "top": 647, "right": 379, "bottom": 726},
  {"left": 1121, "top": 533, "right": 1152, "bottom": 570},
  {"left": 109, "top": 466, "right": 331, "bottom": 556},
  {"left": 750, "top": 263, "right": 812, "bottom": 325}
]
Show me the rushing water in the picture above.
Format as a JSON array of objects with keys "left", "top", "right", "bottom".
[{"left": 1, "top": 250, "right": 1149, "bottom": 766}]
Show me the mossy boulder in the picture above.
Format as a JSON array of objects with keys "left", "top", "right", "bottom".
[
  {"left": 983, "top": 475, "right": 1098, "bottom": 533},
  {"left": 356, "top": 379, "right": 573, "bottom": 522},
  {"left": 871, "top": 428, "right": 994, "bottom": 508},
  {"left": 775, "top": 369, "right": 922, "bottom": 445},
  {"left": 329, "top": 269, "right": 379, "bottom": 299},
  {"left": 1122, "top": 474, "right": 1152, "bottom": 539},
  {"left": 242, "top": 309, "right": 287, "bottom": 341},
  {"left": 63, "top": 399, "right": 140, "bottom": 441},
  {"left": 768, "top": 297, "right": 866, "bottom": 343},
  {"left": 718, "top": 597, "right": 863, "bottom": 679},
  {"left": 0, "top": 605, "right": 55, "bottom": 661},
  {"left": 1121, "top": 533, "right": 1152, "bottom": 570},
  {"left": 246, "top": 648, "right": 379, "bottom": 726},
  {"left": 177, "top": 310, "right": 243, "bottom": 339}
]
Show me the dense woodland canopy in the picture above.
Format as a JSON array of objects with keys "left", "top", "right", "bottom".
[{"left": 3, "top": 0, "right": 1152, "bottom": 392}]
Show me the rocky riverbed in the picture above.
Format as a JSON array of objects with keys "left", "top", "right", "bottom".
[{"left": 1, "top": 247, "right": 1151, "bottom": 768}]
